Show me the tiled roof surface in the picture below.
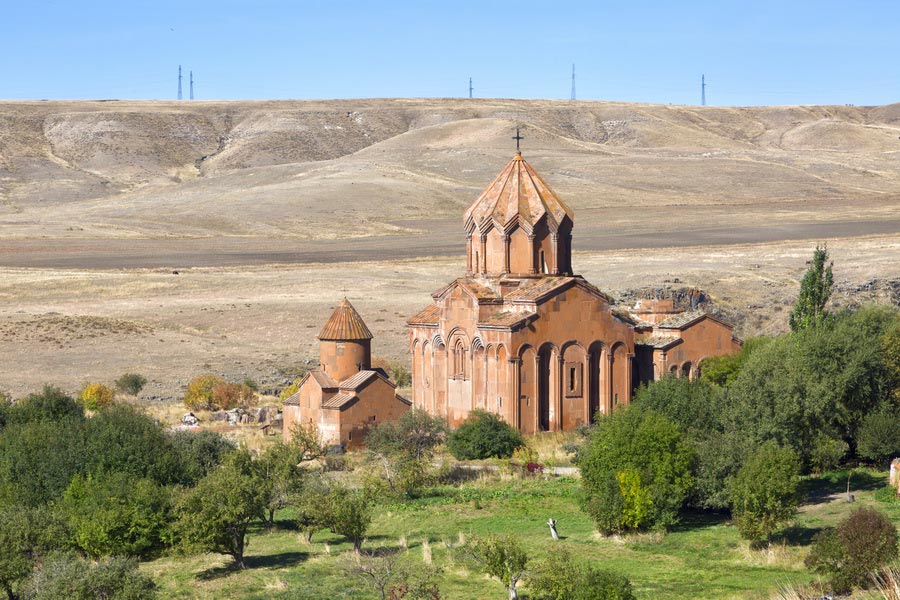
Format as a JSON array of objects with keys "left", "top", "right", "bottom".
[
  {"left": 505, "top": 277, "right": 573, "bottom": 301},
  {"left": 309, "top": 370, "right": 337, "bottom": 389},
  {"left": 636, "top": 335, "right": 682, "bottom": 349},
  {"left": 464, "top": 153, "right": 573, "bottom": 235},
  {"left": 656, "top": 310, "right": 706, "bottom": 330},
  {"left": 407, "top": 304, "right": 441, "bottom": 326},
  {"left": 282, "top": 390, "right": 301, "bottom": 405},
  {"left": 318, "top": 298, "right": 373, "bottom": 341},
  {"left": 322, "top": 391, "right": 357, "bottom": 409},
  {"left": 479, "top": 310, "right": 536, "bottom": 328},
  {"left": 396, "top": 394, "right": 412, "bottom": 406},
  {"left": 339, "top": 370, "right": 381, "bottom": 391},
  {"left": 432, "top": 278, "right": 501, "bottom": 302}
]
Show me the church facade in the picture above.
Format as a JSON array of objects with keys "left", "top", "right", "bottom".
[{"left": 407, "top": 150, "right": 741, "bottom": 432}]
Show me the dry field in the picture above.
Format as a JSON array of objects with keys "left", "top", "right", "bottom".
[{"left": 0, "top": 98, "right": 898, "bottom": 405}]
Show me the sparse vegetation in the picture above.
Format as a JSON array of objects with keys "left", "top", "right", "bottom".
[{"left": 115, "top": 373, "right": 147, "bottom": 396}]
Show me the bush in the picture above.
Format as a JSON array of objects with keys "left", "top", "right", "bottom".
[
  {"left": 579, "top": 405, "right": 694, "bottom": 533},
  {"left": 79, "top": 383, "right": 115, "bottom": 410},
  {"left": 728, "top": 441, "right": 800, "bottom": 543},
  {"left": 447, "top": 410, "right": 523, "bottom": 460},
  {"left": 23, "top": 552, "right": 157, "bottom": 600},
  {"left": 699, "top": 337, "right": 771, "bottom": 387},
  {"left": 279, "top": 375, "right": 305, "bottom": 401},
  {"left": 858, "top": 407, "right": 900, "bottom": 467},
  {"left": 0, "top": 504, "right": 70, "bottom": 599},
  {"left": 390, "top": 362, "right": 411, "bottom": 387},
  {"left": 530, "top": 546, "right": 634, "bottom": 600},
  {"left": 211, "top": 382, "right": 257, "bottom": 410},
  {"left": 62, "top": 473, "right": 172, "bottom": 559},
  {"left": 809, "top": 433, "right": 848, "bottom": 475},
  {"left": 806, "top": 507, "right": 899, "bottom": 593},
  {"left": 168, "top": 429, "right": 235, "bottom": 486},
  {"left": 326, "top": 485, "right": 372, "bottom": 552},
  {"left": 5, "top": 386, "right": 84, "bottom": 425},
  {"left": 183, "top": 374, "right": 225, "bottom": 410},
  {"left": 114, "top": 373, "right": 147, "bottom": 396},
  {"left": 463, "top": 535, "right": 528, "bottom": 600}
]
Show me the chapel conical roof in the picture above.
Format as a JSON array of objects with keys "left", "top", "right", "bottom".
[
  {"left": 464, "top": 152, "right": 574, "bottom": 236},
  {"left": 318, "top": 298, "right": 373, "bottom": 341}
]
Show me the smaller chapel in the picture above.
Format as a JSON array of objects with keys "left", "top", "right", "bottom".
[
  {"left": 407, "top": 148, "right": 741, "bottom": 433},
  {"left": 283, "top": 298, "right": 410, "bottom": 449}
]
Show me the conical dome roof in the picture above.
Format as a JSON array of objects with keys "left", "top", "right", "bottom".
[
  {"left": 464, "top": 152, "right": 573, "bottom": 236},
  {"left": 318, "top": 298, "right": 373, "bottom": 341}
]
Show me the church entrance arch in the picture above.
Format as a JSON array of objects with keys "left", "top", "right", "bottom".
[
  {"left": 588, "top": 342, "right": 604, "bottom": 423},
  {"left": 537, "top": 343, "right": 557, "bottom": 431},
  {"left": 519, "top": 346, "right": 537, "bottom": 434}
]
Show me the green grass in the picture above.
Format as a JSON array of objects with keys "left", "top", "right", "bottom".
[{"left": 142, "top": 469, "right": 899, "bottom": 600}]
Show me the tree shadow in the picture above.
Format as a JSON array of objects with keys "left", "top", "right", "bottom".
[
  {"left": 800, "top": 469, "right": 885, "bottom": 505},
  {"left": 771, "top": 524, "right": 823, "bottom": 547},
  {"left": 670, "top": 508, "right": 730, "bottom": 533},
  {"left": 196, "top": 551, "right": 310, "bottom": 580}
]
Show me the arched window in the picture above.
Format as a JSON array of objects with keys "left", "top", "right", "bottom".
[{"left": 453, "top": 339, "right": 468, "bottom": 380}]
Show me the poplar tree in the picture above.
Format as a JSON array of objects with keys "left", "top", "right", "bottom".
[{"left": 789, "top": 244, "right": 833, "bottom": 331}]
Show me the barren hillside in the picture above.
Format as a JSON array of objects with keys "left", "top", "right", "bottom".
[{"left": 2, "top": 98, "right": 900, "bottom": 245}]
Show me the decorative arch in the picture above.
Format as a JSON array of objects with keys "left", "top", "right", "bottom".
[{"left": 681, "top": 361, "right": 692, "bottom": 380}]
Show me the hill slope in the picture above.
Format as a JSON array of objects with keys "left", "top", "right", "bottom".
[{"left": 1, "top": 98, "right": 899, "bottom": 242}]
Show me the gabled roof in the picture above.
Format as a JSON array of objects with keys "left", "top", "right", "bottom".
[
  {"left": 656, "top": 310, "right": 707, "bottom": 330},
  {"left": 505, "top": 276, "right": 612, "bottom": 305},
  {"left": 318, "top": 298, "right": 373, "bottom": 341},
  {"left": 478, "top": 310, "right": 537, "bottom": 330},
  {"left": 282, "top": 390, "right": 301, "bottom": 406},
  {"left": 464, "top": 152, "right": 573, "bottom": 235},
  {"left": 309, "top": 370, "right": 337, "bottom": 389},
  {"left": 636, "top": 335, "right": 682, "bottom": 350},
  {"left": 322, "top": 391, "right": 357, "bottom": 409},
  {"left": 407, "top": 304, "right": 441, "bottom": 327},
  {"left": 339, "top": 369, "right": 385, "bottom": 391},
  {"left": 431, "top": 278, "right": 501, "bottom": 302}
]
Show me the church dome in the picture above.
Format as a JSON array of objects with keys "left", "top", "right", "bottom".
[
  {"left": 464, "top": 152, "right": 574, "bottom": 236},
  {"left": 318, "top": 298, "right": 373, "bottom": 341}
]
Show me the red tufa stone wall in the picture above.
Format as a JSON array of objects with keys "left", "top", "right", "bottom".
[
  {"left": 319, "top": 339, "right": 370, "bottom": 382},
  {"left": 652, "top": 317, "right": 741, "bottom": 380}
]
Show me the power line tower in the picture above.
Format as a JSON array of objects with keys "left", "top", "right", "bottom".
[
  {"left": 189, "top": 71, "right": 194, "bottom": 100},
  {"left": 469, "top": 77, "right": 473, "bottom": 98},
  {"left": 177, "top": 65, "right": 183, "bottom": 100},
  {"left": 701, "top": 74, "right": 706, "bottom": 106},
  {"left": 570, "top": 63, "right": 576, "bottom": 100}
]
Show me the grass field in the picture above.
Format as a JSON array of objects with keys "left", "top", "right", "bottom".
[{"left": 140, "top": 464, "right": 900, "bottom": 600}]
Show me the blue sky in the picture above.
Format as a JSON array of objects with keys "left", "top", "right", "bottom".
[{"left": 3, "top": 0, "right": 898, "bottom": 106}]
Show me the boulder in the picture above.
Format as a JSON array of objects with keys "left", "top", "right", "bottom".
[{"left": 181, "top": 412, "right": 199, "bottom": 426}]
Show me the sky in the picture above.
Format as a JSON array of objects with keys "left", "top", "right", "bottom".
[{"left": 2, "top": 0, "right": 899, "bottom": 106}]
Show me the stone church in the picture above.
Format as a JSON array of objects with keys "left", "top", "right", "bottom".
[
  {"left": 407, "top": 149, "right": 741, "bottom": 432},
  {"left": 283, "top": 298, "right": 411, "bottom": 449}
]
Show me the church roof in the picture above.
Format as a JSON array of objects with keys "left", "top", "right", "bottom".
[
  {"left": 322, "top": 391, "right": 357, "bottom": 409},
  {"left": 318, "top": 298, "right": 373, "bottom": 341},
  {"left": 478, "top": 310, "right": 537, "bottom": 330},
  {"left": 636, "top": 335, "right": 682, "bottom": 350},
  {"left": 656, "top": 310, "right": 707, "bottom": 330},
  {"left": 407, "top": 304, "right": 441, "bottom": 327},
  {"left": 505, "top": 276, "right": 611, "bottom": 305},
  {"left": 464, "top": 153, "right": 573, "bottom": 236},
  {"left": 339, "top": 370, "right": 384, "bottom": 391}
]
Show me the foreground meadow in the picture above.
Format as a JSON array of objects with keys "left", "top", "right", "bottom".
[{"left": 141, "top": 462, "right": 898, "bottom": 600}]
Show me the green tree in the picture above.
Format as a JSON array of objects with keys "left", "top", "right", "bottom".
[
  {"left": 463, "top": 535, "right": 528, "bottom": 599},
  {"left": 528, "top": 547, "right": 635, "bottom": 600},
  {"left": 366, "top": 408, "right": 447, "bottom": 497},
  {"left": 114, "top": 373, "right": 147, "bottom": 396},
  {"left": 174, "top": 449, "right": 266, "bottom": 568},
  {"left": 0, "top": 505, "right": 68, "bottom": 600},
  {"left": 327, "top": 485, "right": 372, "bottom": 553},
  {"left": 23, "top": 553, "right": 156, "bottom": 600},
  {"left": 447, "top": 410, "right": 523, "bottom": 460},
  {"left": 183, "top": 374, "right": 225, "bottom": 411},
  {"left": 789, "top": 244, "right": 833, "bottom": 332},
  {"left": 2, "top": 386, "right": 84, "bottom": 426},
  {"left": 257, "top": 425, "right": 325, "bottom": 528},
  {"left": 294, "top": 475, "right": 332, "bottom": 543},
  {"left": 884, "top": 320, "right": 900, "bottom": 401},
  {"left": 858, "top": 406, "right": 900, "bottom": 466},
  {"left": 579, "top": 405, "right": 694, "bottom": 533},
  {"left": 168, "top": 429, "right": 235, "bottom": 486},
  {"left": 61, "top": 472, "right": 171, "bottom": 559},
  {"left": 728, "top": 441, "right": 800, "bottom": 544},
  {"left": 699, "top": 337, "right": 771, "bottom": 387},
  {"left": 806, "top": 507, "right": 899, "bottom": 593},
  {"left": 78, "top": 383, "right": 115, "bottom": 410}
]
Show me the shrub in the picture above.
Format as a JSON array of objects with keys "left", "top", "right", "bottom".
[
  {"left": 23, "top": 552, "right": 157, "bottom": 600},
  {"left": 530, "top": 547, "right": 637, "bottom": 600},
  {"left": 858, "top": 407, "right": 900, "bottom": 467},
  {"left": 6, "top": 386, "right": 84, "bottom": 425},
  {"left": 728, "top": 441, "right": 800, "bottom": 543},
  {"left": 806, "top": 507, "right": 899, "bottom": 593},
  {"left": 114, "top": 373, "right": 147, "bottom": 396},
  {"left": 79, "top": 383, "right": 115, "bottom": 410},
  {"left": 168, "top": 429, "right": 235, "bottom": 486},
  {"left": 279, "top": 376, "right": 305, "bottom": 401},
  {"left": 183, "top": 374, "right": 225, "bottom": 410},
  {"left": 463, "top": 535, "right": 528, "bottom": 600},
  {"left": 447, "top": 410, "right": 523, "bottom": 460},
  {"left": 0, "top": 504, "right": 69, "bottom": 599},
  {"left": 390, "top": 362, "right": 411, "bottom": 387},
  {"left": 808, "top": 433, "right": 848, "bottom": 475},
  {"left": 62, "top": 472, "right": 172, "bottom": 559},
  {"left": 211, "top": 382, "right": 257, "bottom": 410},
  {"left": 699, "top": 337, "right": 771, "bottom": 387},
  {"left": 327, "top": 485, "right": 372, "bottom": 552},
  {"left": 579, "top": 405, "right": 694, "bottom": 533}
]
